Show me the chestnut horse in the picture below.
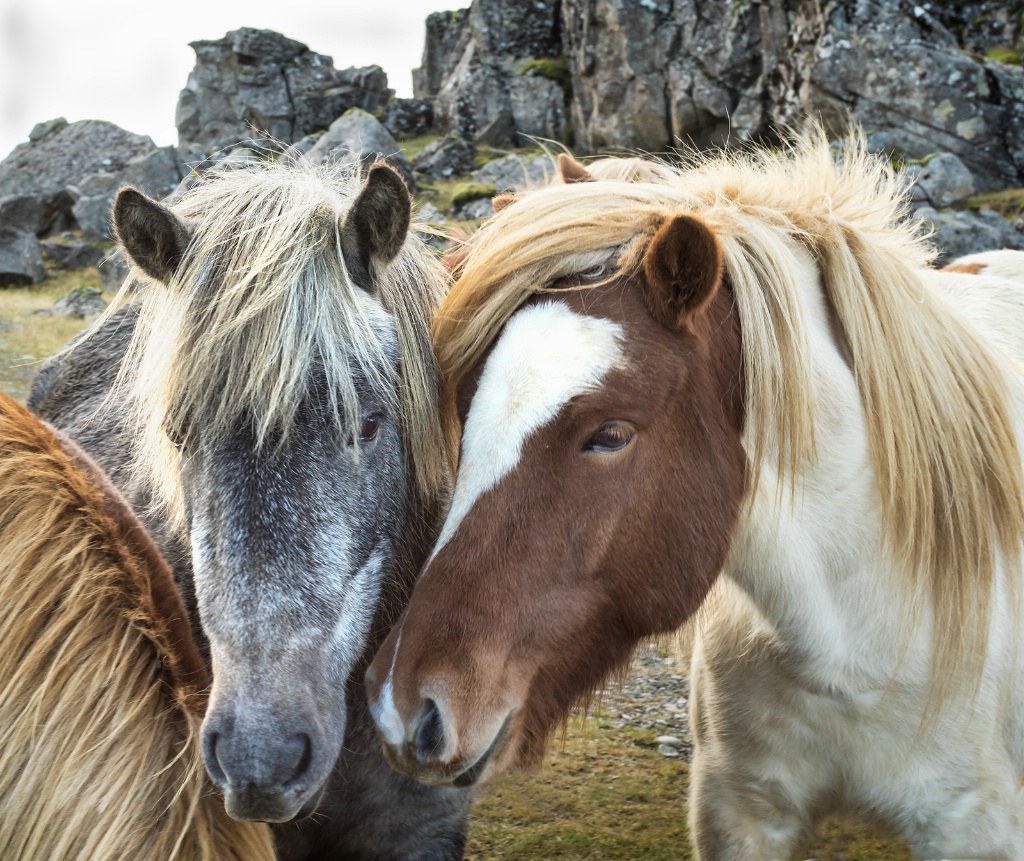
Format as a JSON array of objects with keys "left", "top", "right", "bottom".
[
  {"left": 367, "top": 134, "right": 1024, "bottom": 857},
  {"left": 0, "top": 391, "right": 276, "bottom": 860}
]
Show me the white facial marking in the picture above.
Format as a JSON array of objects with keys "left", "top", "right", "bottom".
[
  {"left": 373, "top": 630, "right": 407, "bottom": 746},
  {"left": 331, "top": 545, "right": 387, "bottom": 665},
  {"left": 432, "top": 300, "right": 624, "bottom": 561}
]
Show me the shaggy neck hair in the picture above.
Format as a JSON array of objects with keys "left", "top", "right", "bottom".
[{"left": 0, "top": 392, "right": 276, "bottom": 861}]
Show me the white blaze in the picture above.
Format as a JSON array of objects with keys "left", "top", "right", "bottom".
[
  {"left": 374, "top": 301, "right": 624, "bottom": 744},
  {"left": 432, "top": 300, "right": 625, "bottom": 561}
]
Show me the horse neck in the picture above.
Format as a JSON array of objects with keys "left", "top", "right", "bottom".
[{"left": 723, "top": 247, "right": 911, "bottom": 688}]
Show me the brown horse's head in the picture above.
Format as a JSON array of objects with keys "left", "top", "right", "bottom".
[{"left": 367, "top": 212, "right": 747, "bottom": 786}]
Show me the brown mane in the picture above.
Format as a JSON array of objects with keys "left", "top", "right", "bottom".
[{"left": 0, "top": 391, "right": 274, "bottom": 860}]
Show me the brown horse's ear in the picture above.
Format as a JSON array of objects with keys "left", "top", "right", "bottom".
[
  {"left": 557, "top": 153, "right": 594, "bottom": 184},
  {"left": 341, "top": 162, "right": 412, "bottom": 289},
  {"left": 493, "top": 192, "right": 517, "bottom": 212},
  {"left": 113, "top": 187, "right": 191, "bottom": 285},
  {"left": 642, "top": 214, "right": 723, "bottom": 329}
]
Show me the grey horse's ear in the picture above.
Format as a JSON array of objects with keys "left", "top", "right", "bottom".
[
  {"left": 341, "top": 162, "right": 412, "bottom": 289},
  {"left": 112, "top": 187, "right": 191, "bottom": 285},
  {"left": 557, "top": 153, "right": 594, "bottom": 184}
]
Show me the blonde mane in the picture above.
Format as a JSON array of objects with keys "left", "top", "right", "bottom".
[
  {"left": 435, "top": 130, "right": 1024, "bottom": 688},
  {"left": 0, "top": 392, "right": 275, "bottom": 860},
  {"left": 108, "top": 159, "right": 447, "bottom": 524}
]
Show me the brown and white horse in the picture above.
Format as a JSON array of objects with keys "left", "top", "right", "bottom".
[{"left": 367, "top": 134, "right": 1024, "bottom": 857}]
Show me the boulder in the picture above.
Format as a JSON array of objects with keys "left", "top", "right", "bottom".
[
  {"left": 0, "top": 226, "right": 46, "bottom": 286},
  {"left": 304, "top": 110, "right": 415, "bottom": 189},
  {"left": 905, "top": 153, "right": 976, "bottom": 209},
  {"left": 0, "top": 119, "right": 166, "bottom": 236},
  {"left": 470, "top": 153, "right": 557, "bottom": 191},
  {"left": 51, "top": 286, "right": 107, "bottom": 319},
  {"left": 28, "top": 117, "right": 68, "bottom": 143},
  {"left": 0, "top": 192, "right": 74, "bottom": 237},
  {"left": 451, "top": 196, "right": 496, "bottom": 220},
  {"left": 176, "top": 27, "right": 393, "bottom": 153},
  {"left": 381, "top": 98, "right": 435, "bottom": 140},
  {"left": 915, "top": 205, "right": 1024, "bottom": 264},
  {"left": 40, "top": 233, "right": 108, "bottom": 270},
  {"left": 412, "top": 137, "right": 476, "bottom": 180}
]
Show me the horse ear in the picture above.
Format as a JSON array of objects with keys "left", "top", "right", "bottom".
[
  {"left": 493, "top": 192, "right": 517, "bottom": 212},
  {"left": 113, "top": 187, "right": 191, "bottom": 285},
  {"left": 557, "top": 153, "right": 594, "bottom": 184},
  {"left": 641, "top": 214, "right": 723, "bottom": 329},
  {"left": 341, "top": 162, "right": 412, "bottom": 288}
]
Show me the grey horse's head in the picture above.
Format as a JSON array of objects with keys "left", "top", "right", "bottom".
[{"left": 110, "top": 161, "right": 446, "bottom": 822}]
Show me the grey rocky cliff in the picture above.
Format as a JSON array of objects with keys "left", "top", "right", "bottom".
[
  {"left": 558, "top": 0, "right": 1024, "bottom": 193},
  {"left": 416, "top": 0, "right": 566, "bottom": 145}
]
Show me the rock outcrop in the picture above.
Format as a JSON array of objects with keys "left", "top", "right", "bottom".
[
  {"left": 558, "top": 0, "right": 1024, "bottom": 192},
  {"left": 1, "top": 5, "right": 1023, "bottom": 282},
  {"left": 176, "top": 27, "right": 394, "bottom": 154},
  {"left": 0, "top": 119, "right": 180, "bottom": 240},
  {"left": 415, "top": 1, "right": 567, "bottom": 145}
]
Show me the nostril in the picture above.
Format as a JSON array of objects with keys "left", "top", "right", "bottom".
[
  {"left": 414, "top": 698, "right": 446, "bottom": 763},
  {"left": 284, "top": 733, "right": 313, "bottom": 788},
  {"left": 202, "top": 730, "right": 229, "bottom": 789}
]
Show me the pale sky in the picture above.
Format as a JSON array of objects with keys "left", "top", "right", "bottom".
[{"left": 0, "top": 0, "right": 463, "bottom": 160}]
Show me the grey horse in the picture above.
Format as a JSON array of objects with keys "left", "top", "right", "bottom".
[{"left": 29, "top": 159, "right": 472, "bottom": 860}]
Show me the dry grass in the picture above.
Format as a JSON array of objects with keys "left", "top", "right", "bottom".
[
  {"left": 466, "top": 712, "right": 912, "bottom": 860},
  {"left": 0, "top": 270, "right": 100, "bottom": 401}
]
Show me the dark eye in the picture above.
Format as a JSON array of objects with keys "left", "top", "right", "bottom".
[
  {"left": 582, "top": 421, "right": 634, "bottom": 454},
  {"left": 578, "top": 263, "right": 609, "bottom": 281},
  {"left": 163, "top": 420, "right": 186, "bottom": 450},
  {"left": 357, "top": 414, "right": 381, "bottom": 443}
]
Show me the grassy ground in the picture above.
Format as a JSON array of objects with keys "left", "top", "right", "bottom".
[
  {"left": 0, "top": 269, "right": 100, "bottom": 402},
  {"left": 466, "top": 709, "right": 912, "bottom": 861}
]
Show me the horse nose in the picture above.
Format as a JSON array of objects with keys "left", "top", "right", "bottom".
[
  {"left": 201, "top": 713, "right": 314, "bottom": 794},
  {"left": 414, "top": 697, "right": 447, "bottom": 763}
]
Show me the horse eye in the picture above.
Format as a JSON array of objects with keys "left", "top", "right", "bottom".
[
  {"left": 583, "top": 421, "right": 634, "bottom": 454},
  {"left": 578, "top": 263, "right": 609, "bottom": 281},
  {"left": 163, "top": 421, "right": 186, "bottom": 450},
  {"left": 357, "top": 414, "right": 381, "bottom": 443}
]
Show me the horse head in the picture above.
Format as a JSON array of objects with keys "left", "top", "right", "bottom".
[
  {"left": 112, "top": 162, "right": 443, "bottom": 822},
  {"left": 367, "top": 205, "right": 747, "bottom": 786}
]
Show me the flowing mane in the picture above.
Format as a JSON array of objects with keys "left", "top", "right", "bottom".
[
  {"left": 434, "top": 130, "right": 1024, "bottom": 685},
  {"left": 0, "top": 392, "right": 275, "bottom": 860},
  {"left": 107, "top": 158, "right": 447, "bottom": 524}
]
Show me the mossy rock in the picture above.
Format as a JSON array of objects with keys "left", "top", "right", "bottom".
[
  {"left": 964, "top": 187, "right": 1024, "bottom": 218},
  {"left": 398, "top": 134, "right": 448, "bottom": 164},
  {"left": 450, "top": 182, "right": 497, "bottom": 207},
  {"left": 985, "top": 46, "right": 1022, "bottom": 65},
  {"left": 518, "top": 56, "right": 571, "bottom": 92}
]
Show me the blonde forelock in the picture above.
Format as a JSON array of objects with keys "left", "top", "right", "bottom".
[{"left": 104, "top": 159, "right": 447, "bottom": 524}]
